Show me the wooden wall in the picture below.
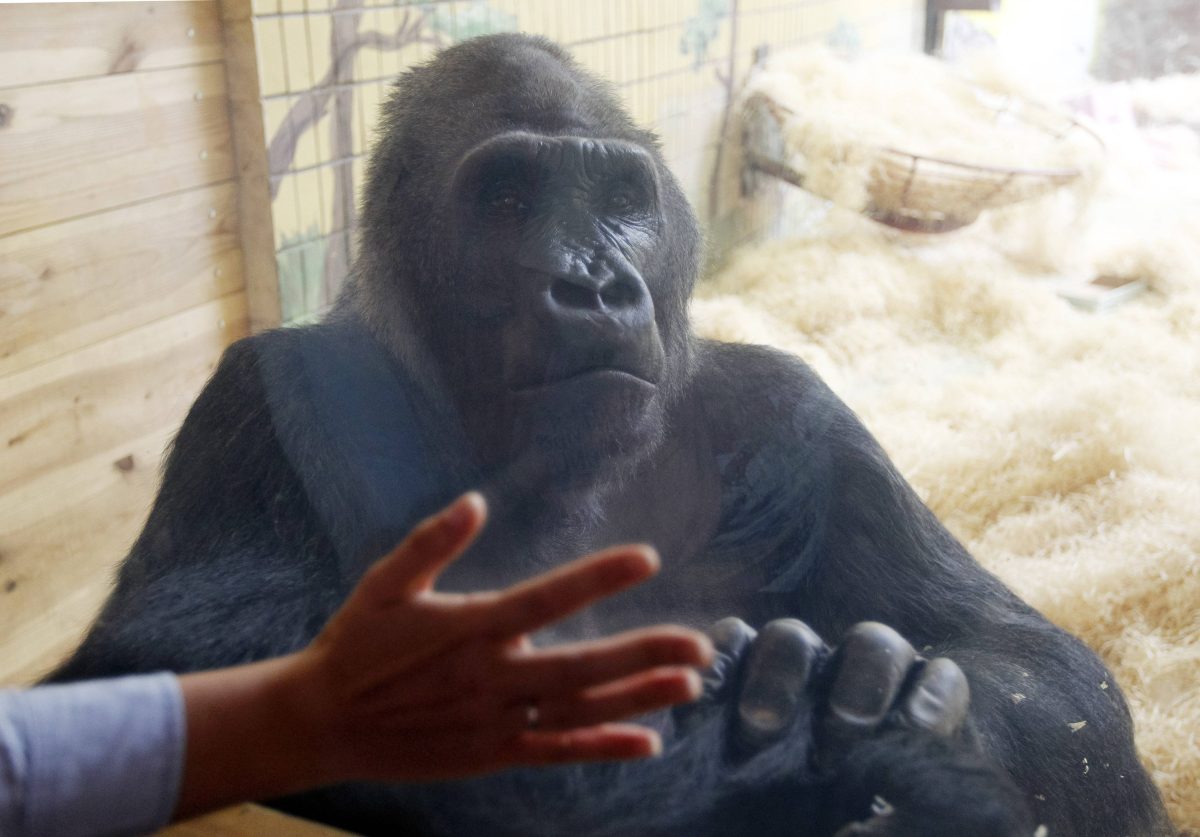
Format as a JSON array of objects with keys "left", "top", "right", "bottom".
[{"left": 0, "top": 1, "right": 252, "bottom": 686}]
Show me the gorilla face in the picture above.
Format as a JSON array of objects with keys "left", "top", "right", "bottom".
[
  {"left": 446, "top": 132, "right": 670, "bottom": 471},
  {"left": 354, "top": 36, "right": 703, "bottom": 489}
]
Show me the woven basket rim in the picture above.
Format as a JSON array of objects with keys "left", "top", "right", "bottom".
[{"left": 745, "top": 90, "right": 1105, "bottom": 182}]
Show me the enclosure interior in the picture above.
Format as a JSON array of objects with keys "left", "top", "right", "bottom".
[{"left": 0, "top": 0, "right": 1196, "bottom": 833}]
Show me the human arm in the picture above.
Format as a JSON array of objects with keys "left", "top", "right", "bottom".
[
  {"left": 3, "top": 494, "right": 709, "bottom": 835},
  {"left": 0, "top": 674, "right": 184, "bottom": 837}
]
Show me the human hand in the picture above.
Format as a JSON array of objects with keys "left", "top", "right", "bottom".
[
  {"left": 175, "top": 493, "right": 711, "bottom": 819},
  {"left": 288, "top": 491, "right": 713, "bottom": 782}
]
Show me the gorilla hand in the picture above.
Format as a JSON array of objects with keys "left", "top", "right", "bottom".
[
  {"left": 674, "top": 619, "right": 1035, "bottom": 837},
  {"left": 818, "top": 622, "right": 970, "bottom": 767},
  {"left": 675, "top": 619, "right": 969, "bottom": 760}
]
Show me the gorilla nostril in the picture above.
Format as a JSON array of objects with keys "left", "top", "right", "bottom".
[
  {"left": 600, "top": 280, "right": 641, "bottom": 308},
  {"left": 550, "top": 279, "right": 600, "bottom": 310}
]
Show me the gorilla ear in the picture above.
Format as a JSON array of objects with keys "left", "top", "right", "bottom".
[{"left": 363, "top": 141, "right": 413, "bottom": 223}]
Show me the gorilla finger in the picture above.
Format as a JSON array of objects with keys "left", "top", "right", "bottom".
[
  {"left": 537, "top": 667, "right": 702, "bottom": 730},
  {"left": 365, "top": 492, "right": 487, "bottom": 602},
  {"left": 821, "top": 623, "right": 916, "bottom": 761},
  {"left": 704, "top": 617, "right": 758, "bottom": 696},
  {"left": 673, "top": 618, "right": 757, "bottom": 736},
  {"left": 896, "top": 656, "right": 970, "bottom": 738},
  {"left": 735, "top": 619, "right": 827, "bottom": 754}
]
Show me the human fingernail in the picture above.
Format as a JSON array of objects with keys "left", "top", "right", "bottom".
[
  {"left": 445, "top": 491, "right": 484, "bottom": 529},
  {"left": 634, "top": 545, "right": 660, "bottom": 573},
  {"left": 684, "top": 668, "right": 703, "bottom": 700},
  {"left": 646, "top": 730, "right": 662, "bottom": 756}
]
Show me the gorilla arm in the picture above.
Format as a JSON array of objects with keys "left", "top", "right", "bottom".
[
  {"left": 50, "top": 317, "right": 480, "bottom": 684},
  {"left": 701, "top": 342, "right": 1171, "bottom": 836},
  {"left": 48, "top": 335, "right": 354, "bottom": 681}
]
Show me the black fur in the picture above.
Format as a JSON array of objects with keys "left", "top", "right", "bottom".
[{"left": 51, "top": 35, "right": 1171, "bottom": 836}]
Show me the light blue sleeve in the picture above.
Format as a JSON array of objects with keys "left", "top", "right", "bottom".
[{"left": 0, "top": 672, "right": 186, "bottom": 837}]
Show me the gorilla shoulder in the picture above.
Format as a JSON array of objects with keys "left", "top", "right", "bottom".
[{"left": 691, "top": 338, "right": 847, "bottom": 445}]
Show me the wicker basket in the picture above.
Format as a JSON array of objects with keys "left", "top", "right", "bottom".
[{"left": 742, "top": 86, "right": 1104, "bottom": 233}]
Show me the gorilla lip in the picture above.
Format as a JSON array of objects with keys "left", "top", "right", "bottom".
[{"left": 510, "top": 366, "right": 657, "bottom": 393}]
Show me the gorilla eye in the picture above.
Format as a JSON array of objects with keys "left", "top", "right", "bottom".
[
  {"left": 490, "top": 192, "right": 526, "bottom": 211},
  {"left": 483, "top": 185, "right": 529, "bottom": 219},
  {"left": 606, "top": 187, "right": 642, "bottom": 216}
]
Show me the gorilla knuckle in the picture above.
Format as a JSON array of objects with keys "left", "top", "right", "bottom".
[
  {"left": 902, "top": 657, "right": 971, "bottom": 736},
  {"left": 842, "top": 621, "right": 911, "bottom": 655},
  {"left": 707, "top": 616, "right": 756, "bottom": 649},
  {"left": 759, "top": 618, "right": 826, "bottom": 655},
  {"left": 732, "top": 620, "right": 826, "bottom": 751},
  {"left": 828, "top": 626, "right": 918, "bottom": 725}
]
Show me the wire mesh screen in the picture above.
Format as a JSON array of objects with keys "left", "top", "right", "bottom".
[{"left": 249, "top": 0, "right": 922, "bottom": 323}]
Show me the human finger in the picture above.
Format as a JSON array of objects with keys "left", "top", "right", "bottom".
[
  {"left": 387, "top": 666, "right": 696, "bottom": 735},
  {"left": 532, "top": 666, "right": 702, "bottom": 731},
  {"left": 511, "top": 724, "right": 663, "bottom": 765},
  {"left": 501, "top": 626, "right": 713, "bottom": 696},
  {"left": 482, "top": 545, "right": 660, "bottom": 638},
  {"left": 360, "top": 492, "right": 487, "bottom": 603}
]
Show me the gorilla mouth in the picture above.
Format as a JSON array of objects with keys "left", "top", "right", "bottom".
[{"left": 510, "top": 366, "right": 657, "bottom": 393}]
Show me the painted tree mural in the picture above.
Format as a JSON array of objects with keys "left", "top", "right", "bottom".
[
  {"left": 261, "top": 0, "right": 896, "bottom": 323},
  {"left": 268, "top": 1, "right": 516, "bottom": 319}
]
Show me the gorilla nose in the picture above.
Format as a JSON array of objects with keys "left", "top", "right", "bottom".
[{"left": 548, "top": 272, "right": 645, "bottom": 313}]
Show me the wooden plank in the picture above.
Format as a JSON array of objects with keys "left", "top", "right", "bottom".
[
  {"left": 163, "top": 804, "right": 353, "bottom": 836},
  {"left": 0, "top": 63, "right": 234, "bottom": 238},
  {"left": 0, "top": 295, "right": 247, "bottom": 685},
  {"left": 0, "top": 182, "right": 244, "bottom": 378},
  {"left": 220, "top": 0, "right": 282, "bottom": 332},
  {"left": 0, "top": 294, "right": 247, "bottom": 501},
  {"left": 0, "top": 2, "right": 224, "bottom": 90},
  {"left": 0, "top": 427, "right": 173, "bottom": 686}
]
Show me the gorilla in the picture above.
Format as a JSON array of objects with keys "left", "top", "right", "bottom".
[{"left": 52, "top": 34, "right": 1171, "bottom": 836}]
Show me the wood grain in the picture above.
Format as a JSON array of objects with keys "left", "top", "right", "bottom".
[
  {"left": 0, "top": 294, "right": 246, "bottom": 501},
  {"left": 0, "top": 295, "right": 247, "bottom": 687},
  {"left": 0, "top": 1, "right": 224, "bottom": 90},
  {"left": 162, "top": 804, "right": 352, "bottom": 836},
  {"left": 0, "top": 63, "right": 234, "bottom": 238},
  {"left": 0, "top": 426, "right": 174, "bottom": 686},
  {"left": 0, "top": 182, "right": 244, "bottom": 378},
  {"left": 220, "top": 0, "right": 282, "bottom": 331}
]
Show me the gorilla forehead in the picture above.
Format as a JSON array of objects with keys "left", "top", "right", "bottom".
[
  {"left": 451, "top": 131, "right": 660, "bottom": 199},
  {"left": 386, "top": 33, "right": 657, "bottom": 163}
]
